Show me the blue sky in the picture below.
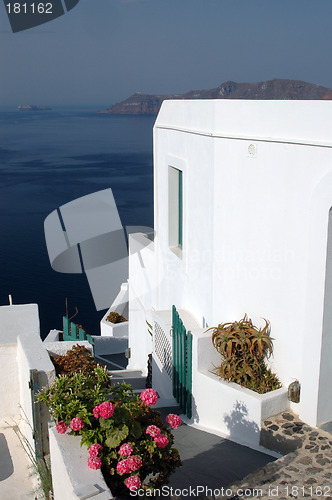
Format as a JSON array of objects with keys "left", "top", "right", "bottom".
[{"left": 1, "top": 0, "right": 332, "bottom": 106}]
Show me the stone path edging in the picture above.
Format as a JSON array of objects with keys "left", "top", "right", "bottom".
[{"left": 219, "top": 411, "right": 332, "bottom": 500}]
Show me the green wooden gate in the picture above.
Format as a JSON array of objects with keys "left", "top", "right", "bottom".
[
  {"left": 62, "top": 316, "right": 94, "bottom": 347},
  {"left": 29, "top": 369, "right": 43, "bottom": 459},
  {"left": 172, "top": 305, "right": 193, "bottom": 418}
]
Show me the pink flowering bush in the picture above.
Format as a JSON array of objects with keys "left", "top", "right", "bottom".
[
  {"left": 146, "top": 424, "right": 161, "bottom": 438},
  {"left": 88, "top": 456, "right": 102, "bottom": 470},
  {"left": 89, "top": 443, "right": 103, "bottom": 457},
  {"left": 166, "top": 413, "right": 182, "bottom": 429},
  {"left": 116, "top": 458, "right": 131, "bottom": 475},
  {"left": 56, "top": 420, "right": 68, "bottom": 434},
  {"left": 140, "top": 388, "right": 158, "bottom": 406},
  {"left": 126, "top": 476, "right": 141, "bottom": 491},
  {"left": 93, "top": 401, "right": 114, "bottom": 419},
  {"left": 118, "top": 443, "right": 133, "bottom": 456},
  {"left": 127, "top": 455, "right": 142, "bottom": 472},
  {"left": 154, "top": 433, "right": 169, "bottom": 448},
  {"left": 38, "top": 353, "right": 181, "bottom": 497},
  {"left": 70, "top": 417, "right": 85, "bottom": 431}
]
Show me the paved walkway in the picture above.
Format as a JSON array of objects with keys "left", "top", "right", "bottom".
[
  {"left": 154, "top": 407, "right": 276, "bottom": 498},
  {"left": 153, "top": 409, "right": 332, "bottom": 499},
  {"left": 169, "top": 425, "right": 276, "bottom": 494},
  {"left": 0, "top": 420, "right": 37, "bottom": 500},
  {"left": 220, "top": 411, "right": 332, "bottom": 500}
]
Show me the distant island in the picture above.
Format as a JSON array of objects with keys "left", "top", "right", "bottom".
[
  {"left": 17, "top": 105, "right": 51, "bottom": 111},
  {"left": 100, "top": 78, "right": 332, "bottom": 115}
]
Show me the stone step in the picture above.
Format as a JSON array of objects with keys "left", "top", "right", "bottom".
[
  {"left": 109, "top": 369, "right": 146, "bottom": 391},
  {"left": 95, "top": 353, "right": 128, "bottom": 371},
  {"left": 260, "top": 411, "right": 311, "bottom": 456}
]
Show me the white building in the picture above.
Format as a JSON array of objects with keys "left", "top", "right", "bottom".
[{"left": 127, "top": 99, "right": 332, "bottom": 446}]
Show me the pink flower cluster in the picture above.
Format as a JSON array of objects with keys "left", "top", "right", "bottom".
[
  {"left": 88, "top": 456, "right": 102, "bottom": 469},
  {"left": 140, "top": 388, "right": 158, "bottom": 406},
  {"left": 70, "top": 417, "right": 84, "bottom": 431},
  {"left": 56, "top": 420, "right": 68, "bottom": 434},
  {"left": 119, "top": 443, "right": 133, "bottom": 457},
  {"left": 154, "top": 434, "right": 169, "bottom": 448},
  {"left": 93, "top": 401, "right": 114, "bottom": 419},
  {"left": 146, "top": 425, "right": 169, "bottom": 448},
  {"left": 146, "top": 425, "right": 161, "bottom": 438},
  {"left": 87, "top": 443, "right": 103, "bottom": 469},
  {"left": 88, "top": 443, "right": 103, "bottom": 457},
  {"left": 116, "top": 455, "right": 142, "bottom": 474},
  {"left": 166, "top": 413, "right": 182, "bottom": 429},
  {"left": 125, "top": 476, "right": 141, "bottom": 491}
]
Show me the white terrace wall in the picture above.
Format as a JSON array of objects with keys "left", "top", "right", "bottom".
[
  {"left": 17, "top": 332, "right": 55, "bottom": 454},
  {"left": 0, "top": 304, "right": 55, "bottom": 453},
  {"left": 129, "top": 99, "right": 332, "bottom": 429},
  {"left": 192, "top": 331, "right": 288, "bottom": 451},
  {"left": 49, "top": 426, "right": 112, "bottom": 500},
  {"left": 0, "top": 342, "right": 20, "bottom": 419},
  {"left": 127, "top": 232, "right": 155, "bottom": 373},
  {"left": 0, "top": 304, "right": 41, "bottom": 422}
]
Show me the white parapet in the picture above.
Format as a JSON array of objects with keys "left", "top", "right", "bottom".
[
  {"left": 44, "top": 340, "right": 93, "bottom": 357},
  {"left": 190, "top": 331, "right": 289, "bottom": 451},
  {"left": 49, "top": 425, "right": 113, "bottom": 500},
  {"left": 100, "top": 282, "right": 129, "bottom": 338}
]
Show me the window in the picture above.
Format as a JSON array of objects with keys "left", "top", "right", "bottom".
[{"left": 168, "top": 166, "right": 183, "bottom": 255}]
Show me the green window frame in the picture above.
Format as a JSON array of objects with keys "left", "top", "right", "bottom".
[{"left": 168, "top": 166, "right": 183, "bottom": 255}]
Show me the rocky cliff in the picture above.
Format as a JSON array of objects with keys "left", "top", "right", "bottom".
[{"left": 100, "top": 79, "right": 332, "bottom": 115}]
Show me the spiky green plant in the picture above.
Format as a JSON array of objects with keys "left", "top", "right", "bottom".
[{"left": 207, "top": 314, "right": 281, "bottom": 394}]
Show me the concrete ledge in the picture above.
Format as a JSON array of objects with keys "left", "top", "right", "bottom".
[
  {"left": 49, "top": 425, "right": 113, "bottom": 500},
  {"left": 0, "top": 304, "right": 40, "bottom": 345},
  {"left": 44, "top": 330, "right": 61, "bottom": 342},
  {"left": 100, "top": 283, "right": 129, "bottom": 338},
  {"left": 44, "top": 341, "right": 93, "bottom": 357},
  {"left": 100, "top": 319, "right": 128, "bottom": 338},
  {"left": 192, "top": 333, "right": 289, "bottom": 450},
  {"left": 17, "top": 332, "right": 56, "bottom": 455}
]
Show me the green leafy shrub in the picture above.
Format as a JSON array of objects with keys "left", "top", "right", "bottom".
[
  {"left": 207, "top": 314, "right": 281, "bottom": 394},
  {"left": 106, "top": 311, "right": 127, "bottom": 323},
  {"left": 38, "top": 367, "right": 181, "bottom": 496}
]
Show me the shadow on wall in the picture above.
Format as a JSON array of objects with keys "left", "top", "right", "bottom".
[
  {"left": 224, "top": 401, "right": 260, "bottom": 445},
  {"left": 0, "top": 433, "right": 14, "bottom": 480}
]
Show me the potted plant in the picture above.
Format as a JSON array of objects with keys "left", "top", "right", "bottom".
[
  {"left": 38, "top": 356, "right": 182, "bottom": 496},
  {"left": 100, "top": 310, "right": 129, "bottom": 338},
  {"left": 105, "top": 311, "right": 127, "bottom": 324},
  {"left": 207, "top": 314, "right": 281, "bottom": 394}
]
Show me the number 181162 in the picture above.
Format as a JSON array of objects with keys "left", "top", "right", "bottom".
[
  {"left": 6, "top": 3, "right": 53, "bottom": 14},
  {"left": 285, "top": 485, "right": 331, "bottom": 497}
]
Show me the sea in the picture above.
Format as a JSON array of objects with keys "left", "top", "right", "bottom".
[{"left": 0, "top": 106, "right": 155, "bottom": 339}]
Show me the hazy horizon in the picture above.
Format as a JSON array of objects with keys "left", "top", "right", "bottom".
[{"left": 1, "top": 0, "right": 332, "bottom": 107}]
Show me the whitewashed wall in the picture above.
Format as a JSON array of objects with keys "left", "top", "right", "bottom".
[
  {"left": 127, "top": 233, "right": 154, "bottom": 373},
  {"left": 17, "top": 333, "right": 55, "bottom": 454},
  {"left": 129, "top": 100, "right": 332, "bottom": 429},
  {"left": 0, "top": 344, "right": 20, "bottom": 419},
  {"left": 49, "top": 426, "right": 112, "bottom": 500},
  {"left": 0, "top": 304, "right": 55, "bottom": 453},
  {"left": 191, "top": 331, "right": 288, "bottom": 450}
]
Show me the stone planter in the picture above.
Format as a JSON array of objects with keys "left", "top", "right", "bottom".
[
  {"left": 100, "top": 309, "right": 128, "bottom": 338},
  {"left": 191, "top": 331, "right": 289, "bottom": 451}
]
